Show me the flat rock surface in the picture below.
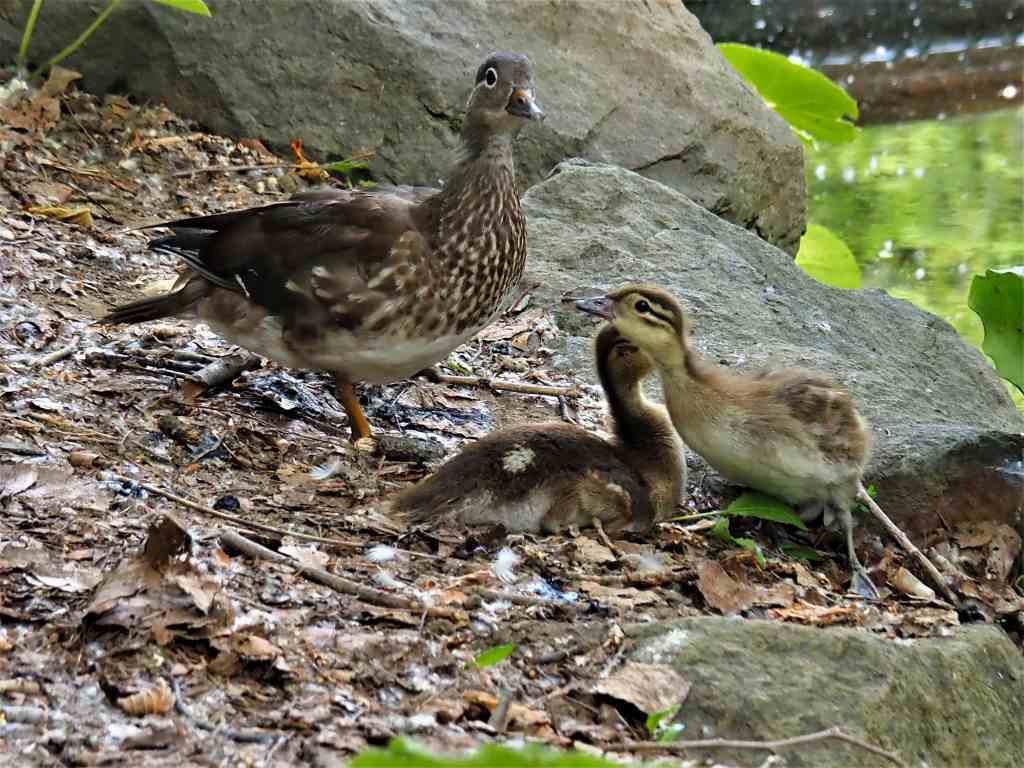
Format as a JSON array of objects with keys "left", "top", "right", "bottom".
[
  {"left": 629, "top": 617, "right": 1024, "bottom": 767},
  {"left": 0, "top": 0, "right": 806, "bottom": 252},
  {"left": 523, "top": 162, "right": 1024, "bottom": 538}
]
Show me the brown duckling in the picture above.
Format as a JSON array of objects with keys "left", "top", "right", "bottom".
[
  {"left": 389, "top": 324, "right": 685, "bottom": 536},
  {"left": 102, "top": 52, "right": 543, "bottom": 441},
  {"left": 577, "top": 285, "right": 957, "bottom": 602}
]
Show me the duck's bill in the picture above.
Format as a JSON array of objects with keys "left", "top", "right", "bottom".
[
  {"left": 575, "top": 295, "right": 613, "bottom": 319},
  {"left": 506, "top": 87, "right": 545, "bottom": 121}
]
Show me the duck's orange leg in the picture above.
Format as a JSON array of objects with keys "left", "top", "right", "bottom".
[{"left": 334, "top": 377, "right": 371, "bottom": 442}]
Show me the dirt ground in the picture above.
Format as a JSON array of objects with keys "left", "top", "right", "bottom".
[{"left": 1, "top": 71, "right": 1021, "bottom": 767}]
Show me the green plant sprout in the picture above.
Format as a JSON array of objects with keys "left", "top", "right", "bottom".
[{"left": 16, "top": 0, "right": 211, "bottom": 78}]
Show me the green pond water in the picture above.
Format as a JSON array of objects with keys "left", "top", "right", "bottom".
[{"left": 804, "top": 107, "right": 1023, "bottom": 404}]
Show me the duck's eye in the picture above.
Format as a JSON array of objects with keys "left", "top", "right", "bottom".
[
  {"left": 484, "top": 67, "right": 498, "bottom": 88},
  {"left": 635, "top": 299, "right": 651, "bottom": 314}
]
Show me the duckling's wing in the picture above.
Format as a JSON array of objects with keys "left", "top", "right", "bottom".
[{"left": 768, "top": 373, "right": 871, "bottom": 467}]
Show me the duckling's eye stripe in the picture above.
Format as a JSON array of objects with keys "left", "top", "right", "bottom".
[{"left": 642, "top": 304, "right": 675, "bottom": 326}]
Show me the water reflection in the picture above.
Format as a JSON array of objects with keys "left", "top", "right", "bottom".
[{"left": 805, "top": 107, "right": 1023, "bottom": 397}]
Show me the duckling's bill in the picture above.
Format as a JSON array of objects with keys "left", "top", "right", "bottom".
[{"left": 575, "top": 295, "right": 613, "bottom": 319}]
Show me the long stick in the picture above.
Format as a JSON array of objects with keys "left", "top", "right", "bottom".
[
  {"left": 604, "top": 725, "right": 905, "bottom": 767},
  {"left": 218, "top": 529, "right": 462, "bottom": 620},
  {"left": 430, "top": 373, "right": 577, "bottom": 398},
  {"left": 857, "top": 485, "right": 959, "bottom": 606},
  {"left": 110, "top": 475, "right": 444, "bottom": 561}
]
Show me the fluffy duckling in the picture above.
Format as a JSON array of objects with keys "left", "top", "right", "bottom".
[
  {"left": 577, "top": 285, "right": 957, "bottom": 602},
  {"left": 389, "top": 324, "right": 685, "bottom": 536}
]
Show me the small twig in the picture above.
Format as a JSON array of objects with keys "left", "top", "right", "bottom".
[
  {"left": 218, "top": 528, "right": 463, "bottom": 620},
  {"left": 33, "top": 336, "right": 79, "bottom": 368},
  {"left": 171, "top": 679, "right": 277, "bottom": 743},
  {"left": 856, "top": 485, "right": 959, "bottom": 606},
  {"left": 604, "top": 725, "right": 905, "bottom": 767},
  {"left": 183, "top": 352, "right": 261, "bottom": 395},
  {"left": 171, "top": 162, "right": 294, "bottom": 177},
  {"left": 430, "top": 373, "right": 578, "bottom": 399},
  {"left": 109, "top": 475, "right": 359, "bottom": 547},
  {"left": 591, "top": 517, "right": 622, "bottom": 560},
  {"left": 595, "top": 568, "right": 694, "bottom": 588},
  {"left": 35, "top": 158, "right": 135, "bottom": 192}
]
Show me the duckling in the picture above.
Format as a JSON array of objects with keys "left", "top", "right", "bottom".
[
  {"left": 577, "top": 285, "right": 957, "bottom": 603},
  {"left": 389, "top": 324, "right": 685, "bottom": 536}
]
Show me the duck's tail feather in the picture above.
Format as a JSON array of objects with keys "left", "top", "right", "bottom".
[{"left": 100, "top": 278, "right": 209, "bottom": 324}]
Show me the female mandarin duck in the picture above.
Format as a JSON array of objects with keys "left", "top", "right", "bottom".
[{"left": 104, "top": 52, "right": 544, "bottom": 440}]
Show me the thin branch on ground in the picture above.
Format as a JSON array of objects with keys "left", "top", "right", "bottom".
[
  {"left": 857, "top": 485, "right": 959, "bottom": 606},
  {"left": 604, "top": 725, "right": 905, "bottom": 767},
  {"left": 430, "top": 372, "right": 578, "bottom": 398},
  {"left": 33, "top": 336, "right": 79, "bottom": 368},
  {"left": 109, "top": 474, "right": 443, "bottom": 561},
  {"left": 218, "top": 528, "right": 464, "bottom": 620}
]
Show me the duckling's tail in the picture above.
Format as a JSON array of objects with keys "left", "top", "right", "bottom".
[{"left": 100, "top": 278, "right": 209, "bottom": 325}]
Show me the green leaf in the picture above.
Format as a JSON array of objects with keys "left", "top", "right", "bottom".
[
  {"left": 796, "top": 224, "right": 862, "bottom": 289},
  {"left": 472, "top": 643, "right": 515, "bottom": 669},
  {"left": 152, "top": 0, "right": 212, "bottom": 15},
  {"left": 779, "top": 543, "right": 823, "bottom": 562},
  {"left": 968, "top": 267, "right": 1024, "bottom": 394},
  {"left": 323, "top": 158, "right": 369, "bottom": 175},
  {"left": 717, "top": 43, "right": 859, "bottom": 146},
  {"left": 725, "top": 492, "right": 808, "bottom": 530},
  {"left": 734, "top": 536, "right": 767, "bottom": 569},
  {"left": 351, "top": 738, "right": 626, "bottom": 767},
  {"left": 708, "top": 516, "right": 767, "bottom": 568},
  {"left": 645, "top": 704, "right": 682, "bottom": 741}
]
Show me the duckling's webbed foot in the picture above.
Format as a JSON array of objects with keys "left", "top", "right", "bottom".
[{"left": 839, "top": 506, "right": 880, "bottom": 600}]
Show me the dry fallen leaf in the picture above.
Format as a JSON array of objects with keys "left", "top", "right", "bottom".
[
  {"left": 697, "top": 559, "right": 757, "bottom": 615},
  {"left": 26, "top": 205, "right": 94, "bottom": 227},
  {"left": 593, "top": 662, "right": 689, "bottom": 716}
]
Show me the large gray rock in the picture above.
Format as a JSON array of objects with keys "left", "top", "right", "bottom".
[
  {"left": 626, "top": 617, "right": 1024, "bottom": 767},
  {"left": 0, "top": 0, "right": 806, "bottom": 252},
  {"left": 523, "top": 162, "right": 1024, "bottom": 539}
]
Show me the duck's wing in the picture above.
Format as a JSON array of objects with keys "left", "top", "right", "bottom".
[{"left": 145, "top": 189, "right": 431, "bottom": 314}]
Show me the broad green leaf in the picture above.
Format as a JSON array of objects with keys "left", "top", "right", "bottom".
[
  {"left": 472, "top": 642, "right": 515, "bottom": 669},
  {"left": 725, "top": 492, "right": 808, "bottom": 530},
  {"left": 717, "top": 43, "right": 859, "bottom": 146},
  {"left": 968, "top": 267, "right": 1024, "bottom": 394},
  {"left": 153, "top": 0, "right": 212, "bottom": 15},
  {"left": 779, "top": 543, "right": 823, "bottom": 562},
  {"left": 796, "top": 224, "right": 862, "bottom": 289},
  {"left": 351, "top": 738, "right": 625, "bottom": 767}
]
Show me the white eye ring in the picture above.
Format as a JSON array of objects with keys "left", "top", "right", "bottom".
[{"left": 483, "top": 67, "right": 498, "bottom": 88}]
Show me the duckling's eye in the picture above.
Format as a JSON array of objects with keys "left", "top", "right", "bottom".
[
  {"left": 484, "top": 67, "right": 498, "bottom": 88},
  {"left": 635, "top": 299, "right": 651, "bottom": 314}
]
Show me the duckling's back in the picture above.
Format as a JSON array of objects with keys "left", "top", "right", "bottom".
[{"left": 389, "top": 423, "right": 657, "bottom": 535}]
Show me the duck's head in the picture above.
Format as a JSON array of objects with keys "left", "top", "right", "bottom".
[
  {"left": 463, "top": 52, "right": 544, "bottom": 144},
  {"left": 577, "top": 285, "right": 688, "bottom": 364}
]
